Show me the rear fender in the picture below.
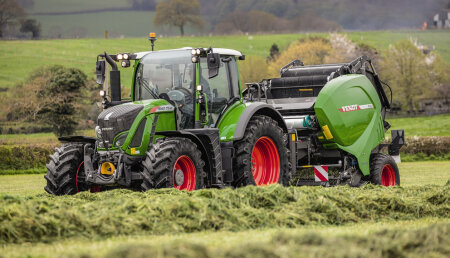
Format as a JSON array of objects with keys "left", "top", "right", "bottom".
[{"left": 233, "top": 103, "right": 288, "bottom": 141}]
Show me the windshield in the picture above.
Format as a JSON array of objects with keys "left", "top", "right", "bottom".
[{"left": 134, "top": 50, "right": 194, "bottom": 100}]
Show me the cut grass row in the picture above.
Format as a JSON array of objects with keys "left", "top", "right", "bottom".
[
  {"left": 1, "top": 30, "right": 449, "bottom": 88},
  {"left": 1, "top": 182, "right": 448, "bottom": 244},
  {"left": 0, "top": 161, "right": 447, "bottom": 257},
  {"left": 0, "top": 218, "right": 447, "bottom": 258}
]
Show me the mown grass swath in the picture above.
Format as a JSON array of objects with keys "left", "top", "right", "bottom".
[
  {"left": 0, "top": 184, "right": 448, "bottom": 244},
  {"left": 104, "top": 222, "right": 449, "bottom": 258}
]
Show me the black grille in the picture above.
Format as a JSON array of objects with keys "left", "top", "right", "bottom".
[
  {"left": 130, "top": 118, "right": 146, "bottom": 147},
  {"left": 97, "top": 104, "right": 144, "bottom": 147}
]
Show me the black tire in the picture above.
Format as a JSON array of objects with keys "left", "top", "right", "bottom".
[
  {"left": 233, "top": 115, "right": 291, "bottom": 187},
  {"left": 141, "top": 137, "right": 206, "bottom": 191},
  {"left": 44, "top": 144, "right": 91, "bottom": 195},
  {"left": 369, "top": 153, "right": 400, "bottom": 186}
]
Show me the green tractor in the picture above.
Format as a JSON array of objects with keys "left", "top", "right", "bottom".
[{"left": 44, "top": 37, "right": 404, "bottom": 195}]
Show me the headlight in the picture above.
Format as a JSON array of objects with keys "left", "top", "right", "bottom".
[{"left": 114, "top": 132, "right": 128, "bottom": 147}]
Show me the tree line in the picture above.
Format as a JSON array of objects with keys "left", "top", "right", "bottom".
[
  {"left": 2, "top": 0, "right": 448, "bottom": 38},
  {"left": 0, "top": 0, "right": 40, "bottom": 38}
]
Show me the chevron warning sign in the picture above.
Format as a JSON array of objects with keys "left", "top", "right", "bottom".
[{"left": 314, "top": 166, "right": 328, "bottom": 182}]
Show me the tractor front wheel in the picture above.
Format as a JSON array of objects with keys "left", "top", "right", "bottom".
[
  {"left": 141, "top": 137, "right": 206, "bottom": 191},
  {"left": 44, "top": 144, "right": 94, "bottom": 195},
  {"left": 369, "top": 153, "right": 400, "bottom": 186},
  {"left": 233, "top": 115, "right": 291, "bottom": 187}
]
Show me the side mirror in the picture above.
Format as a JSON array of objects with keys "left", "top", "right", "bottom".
[
  {"left": 96, "top": 60, "right": 106, "bottom": 85},
  {"left": 207, "top": 52, "right": 220, "bottom": 79}
]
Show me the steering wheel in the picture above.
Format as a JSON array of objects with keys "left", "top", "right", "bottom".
[{"left": 168, "top": 87, "right": 193, "bottom": 114}]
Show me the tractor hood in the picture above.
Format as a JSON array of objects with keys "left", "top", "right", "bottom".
[
  {"left": 97, "top": 99, "right": 171, "bottom": 148},
  {"left": 97, "top": 103, "right": 144, "bottom": 148}
]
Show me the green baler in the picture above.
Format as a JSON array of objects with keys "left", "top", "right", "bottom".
[{"left": 44, "top": 43, "right": 404, "bottom": 195}]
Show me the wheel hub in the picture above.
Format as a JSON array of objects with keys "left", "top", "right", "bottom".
[
  {"left": 172, "top": 155, "right": 196, "bottom": 191},
  {"left": 174, "top": 169, "right": 185, "bottom": 186},
  {"left": 381, "top": 164, "right": 396, "bottom": 186}
]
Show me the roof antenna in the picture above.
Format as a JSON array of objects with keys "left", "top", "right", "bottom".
[{"left": 149, "top": 32, "right": 157, "bottom": 51}]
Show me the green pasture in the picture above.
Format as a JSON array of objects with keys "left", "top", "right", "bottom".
[
  {"left": 1, "top": 30, "right": 449, "bottom": 89},
  {"left": 386, "top": 113, "right": 450, "bottom": 137},
  {"left": 31, "top": 11, "right": 206, "bottom": 39},
  {"left": 29, "top": 0, "right": 130, "bottom": 13}
]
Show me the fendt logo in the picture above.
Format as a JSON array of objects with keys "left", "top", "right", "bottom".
[{"left": 338, "top": 104, "right": 374, "bottom": 112}]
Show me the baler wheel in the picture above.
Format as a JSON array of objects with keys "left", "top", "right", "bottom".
[
  {"left": 44, "top": 144, "right": 92, "bottom": 195},
  {"left": 141, "top": 137, "right": 205, "bottom": 191},
  {"left": 233, "top": 115, "right": 291, "bottom": 187},
  {"left": 369, "top": 153, "right": 400, "bottom": 186}
]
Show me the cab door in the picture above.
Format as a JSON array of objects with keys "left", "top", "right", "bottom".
[{"left": 197, "top": 56, "right": 241, "bottom": 127}]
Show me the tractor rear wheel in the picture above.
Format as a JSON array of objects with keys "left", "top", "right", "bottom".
[
  {"left": 141, "top": 137, "right": 206, "bottom": 191},
  {"left": 369, "top": 153, "right": 400, "bottom": 186},
  {"left": 44, "top": 144, "right": 93, "bottom": 195},
  {"left": 233, "top": 115, "right": 291, "bottom": 187}
]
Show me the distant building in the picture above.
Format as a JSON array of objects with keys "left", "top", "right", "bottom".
[{"left": 432, "top": 9, "right": 450, "bottom": 29}]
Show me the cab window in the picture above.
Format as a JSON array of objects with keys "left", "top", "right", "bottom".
[{"left": 200, "top": 57, "right": 230, "bottom": 127}]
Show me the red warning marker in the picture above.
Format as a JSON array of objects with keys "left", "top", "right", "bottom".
[{"left": 314, "top": 166, "right": 328, "bottom": 182}]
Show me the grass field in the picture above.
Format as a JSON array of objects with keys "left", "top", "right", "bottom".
[
  {"left": 0, "top": 161, "right": 448, "bottom": 257},
  {"left": 386, "top": 113, "right": 450, "bottom": 136},
  {"left": 1, "top": 161, "right": 448, "bottom": 196},
  {"left": 31, "top": 11, "right": 206, "bottom": 39},
  {"left": 1, "top": 31, "right": 449, "bottom": 89},
  {"left": 29, "top": 0, "right": 130, "bottom": 13}
]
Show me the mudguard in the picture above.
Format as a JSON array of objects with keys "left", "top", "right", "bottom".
[{"left": 233, "top": 102, "right": 288, "bottom": 141}]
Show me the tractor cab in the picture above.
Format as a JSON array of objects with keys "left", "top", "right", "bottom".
[
  {"left": 97, "top": 47, "right": 244, "bottom": 130},
  {"left": 132, "top": 48, "right": 243, "bottom": 129}
]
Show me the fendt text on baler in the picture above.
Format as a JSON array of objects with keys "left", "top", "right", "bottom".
[{"left": 44, "top": 34, "right": 405, "bottom": 195}]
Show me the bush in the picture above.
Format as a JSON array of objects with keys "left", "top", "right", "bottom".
[
  {"left": 399, "top": 136, "right": 450, "bottom": 155},
  {"left": 238, "top": 55, "right": 269, "bottom": 84},
  {"left": 0, "top": 143, "right": 56, "bottom": 171}
]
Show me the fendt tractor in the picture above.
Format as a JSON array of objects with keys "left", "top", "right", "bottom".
[{"left": 44, "top": 34, "right": 405, "bottom": 195}]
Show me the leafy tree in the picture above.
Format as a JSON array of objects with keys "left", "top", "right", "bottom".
[
  {"left": 268, "top": 43, "right": 280, "bottom": 61},
  {"left": 38, "top": 66, "right": 87, "bottom": 136},
  {"left": 239, "top": 56, "right": 269, "bottom": 83},
  {"left": 20, "top": 18, "right": 40, "bottom": 39},
  {"left": 0, "top": 0, "right": 26, "bottom": 38},
  {"left": 268, "top": 37, "right": 332, "bottom": 77},
  {"left": 380, "top": 40, "right": 433, "bottom": 113},
  {"left": 154, "top": 0, "right": 204, "bottom": 36},
  {"left": 214, "top": 10, "right": 280, "bottom": 34},
  {"left": 4, "top": 66, "right": 88, "bottom": 136}
]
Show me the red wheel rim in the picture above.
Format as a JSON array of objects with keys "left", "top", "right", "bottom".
[
  {"left": 381, "top": 164, "right": 396, "bottom": 186},
  {"left": 251, "top": 137, "right": 280, "bottom": 186},
  {"left": 173, "top": 155, "right": 197, "bottom": 191}
]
